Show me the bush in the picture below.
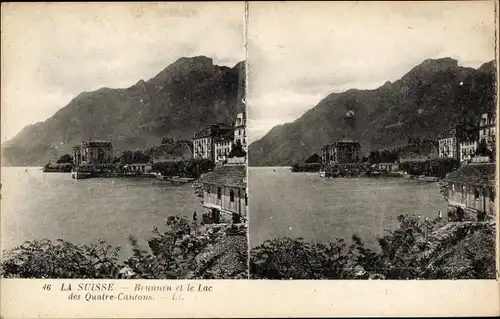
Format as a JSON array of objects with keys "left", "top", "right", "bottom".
[
  {"left": 249, "top": 214, "right": 496, "bottom": 280},
  {"left": 250, "top": 237, "right": 361, "bottom": 279},
  {"left": 56, "top": 154, "right": 73, "bottom": 164},
  {"left": 1, "top": 239, "right": 122, "bottom": 279},
  {"left": 1, "top": 215, "right": 248, "bottom": 280}
]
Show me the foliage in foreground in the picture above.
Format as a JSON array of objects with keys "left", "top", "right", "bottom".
[
  {"left": 250, "top": 214, "right": 497, "bottom": 280},
  {"left": 1, "top": 216, "right": 247, "bottom": 279}
]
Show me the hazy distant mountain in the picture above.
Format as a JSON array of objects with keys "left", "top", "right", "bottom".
[
  {"left": 2, "top": 56, "right": 245, "bottom": 166},
  {"left": 249, "top": 58, "right": 496, "bottom": 166}
]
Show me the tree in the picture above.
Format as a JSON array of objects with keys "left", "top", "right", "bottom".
[
  {"left": 56, "top": 154, "right": 73, "bottom": 164},
  {"left": 304, "top": 153, "right": 322, "bottom": 164},
  {"left": 475, "top": 139, "right": 493, "bottom": 158},
  {"left": 132, "top": 150, "right": 150, "bottom": 163},
  {"left": 161, "top": 137, "right": 175, "bottom": 144},
  {"left": 368, "top": 150, "right": 381, "bottom": 163},
  {"left": 229, "top": 140, "right": 246, "bottom": 158},
  {"left": 120, "top": 150, "right": 134, "bottom": 165}
]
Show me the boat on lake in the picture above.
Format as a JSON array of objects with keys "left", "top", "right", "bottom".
[
  {"left": 417, "top": 175, "right": 439, "bottom": 182},
  {"left": 71, "top": 169, "right": 91, "bottom": 180}
]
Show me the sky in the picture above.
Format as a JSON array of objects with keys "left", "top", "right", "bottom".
[
  {"left": 1, "top": 2, "right": 245, "bottom": 141},
  {"left": 247, "top": 1, "right": 497, "bottom": 143}
]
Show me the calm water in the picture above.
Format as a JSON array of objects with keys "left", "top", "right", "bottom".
[
  {"left": 1, "top": 167, "right": 202, "bottom": 258},
  {"left": 249, "top": 167, "right": 447, "bottom": 249}
]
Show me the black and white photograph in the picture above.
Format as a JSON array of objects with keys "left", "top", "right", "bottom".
[
  {"left": 1, "top": 1, "right": 499, "bottom": 318},
  {"left": 1, "top": 2, "right": 248, "bottom": 280},
  {"left": 247, "top": 1, "right": 497, "bottom": 280}
]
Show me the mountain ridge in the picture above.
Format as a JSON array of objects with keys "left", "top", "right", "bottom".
[
  {"left": 2, "top": 56, "right": 245, "bottom": 166},
  {"left": 249, "top": 58, "right": 496, "bottom": 166}
]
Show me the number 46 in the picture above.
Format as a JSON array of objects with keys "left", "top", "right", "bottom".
[{"left": 42, "top": 284, "right": 51, "bottom": 291}]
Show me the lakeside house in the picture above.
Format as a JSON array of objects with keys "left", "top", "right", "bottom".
[
  {"left": 439, "top": 113, "right": 495, "bottom": 162},
  {"left": 197, "top": 164, "right": 247, "bottom": 223},
  {"left": 233, "top": 112, "right": 247, "bottom": 152},
  {"left": 73, "top": 140, "right": 114, "bottom": 168},
  {"left": 438, "top": 126, "right": 469, "bottom": 160},
  {"left": 193, "top": 112, "right": 247, "bottom": 164},
  {"left": 459, "top": 139, "right": 478, "bottom": 163},
  {"left": 193, "top": 123, "right": 233, "bottom": 162},
  {"left": 321, "top": 139, "right": 361, "bottom": 166},
  {"left": 443, "top": 160, "right": 495, "bottom": 216},
  {"left": 214, "top": 131, "right": 234, "bottom": 164},
  {"left": 478, "top": 112, "right": 496, "bottom": 151},
  {"left": 123, "top": 163, "right": 153, "bottom": 174}
]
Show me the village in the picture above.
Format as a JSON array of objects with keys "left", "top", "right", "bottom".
[
  {"left": 42, "top": 111, "right": 248, "bottom": 227},
  {"left": 310, "top": 111, "right": 496, "bottom": 223}
]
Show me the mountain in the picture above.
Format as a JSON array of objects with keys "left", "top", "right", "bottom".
[
  {"left": 2, "top": 56, "right": 245, "bottom": 166},
  {"left": 249, "top": 58, "right": 496, "bottom": 166}
]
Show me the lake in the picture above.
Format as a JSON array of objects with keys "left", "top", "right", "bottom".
[
  {"left": 249, "top": 166, "right": 448, "bottom": 249},
  {"left": 1, "top": 167, "right": 203, "bottom": 259}
]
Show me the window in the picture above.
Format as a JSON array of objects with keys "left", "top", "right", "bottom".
[
  {"left": 490, "top": 187, "right": 495, "bottom": 203},
  {"left": 207, "top": 186, "right": 211, "bottom": 194},
  {"left": 217, "top": 187, "right": 221, "bottom": 199},
  {"left": 230, "top": 189, "right": 234, "bottom": 202},
  {"left": 474, "top": 188, "right": 480, "bottom": 201},
  {"left": 245, "top": 193, "right": 248, "bottom": 206}
]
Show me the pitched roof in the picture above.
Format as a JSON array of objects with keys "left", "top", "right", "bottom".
[
  {"left": 214, "top": 131, "right": 234, "bottom": 143},
  {"left": 194, "top": 123, "right": 233, "bottom": 139},
  {"left": 444, "top": 163, "right": 496, "bottom": 186},
  {"left": 197, "top": 165, "right": 246, "bottom": 188}
]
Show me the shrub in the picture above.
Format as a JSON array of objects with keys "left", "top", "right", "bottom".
[
  {"left": 250, "top": 237, "right": 361, "bottom": 279},
  {"left": 1, "top": 239, "right": 122, "bottom": 279},
  {"left": 249, "top": 213, "right": 496, "bottom": 280},
  {"left": 1, "top": 215, "right": 248, "bottom": 280}
]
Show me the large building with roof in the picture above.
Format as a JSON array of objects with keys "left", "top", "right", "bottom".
[
  {"left": 214, "top": 131, "right": 235, "bottom": 164},
  {"left": 321, "top": 139, "right": 361, "bottom": 165},
  {"left": 193, "top": 123, "right": 233, "bottom": 162},
  {"left": 73, "top": 140, "right": 113, "bottom": 167},
  {"left": 197, "top": 164, "right": 247, "bottom": 223},
  {"left": 233, "top": 112, "right": 247, "bottom": 151},
  {"left": 438, "top": 126, "right": 469, "bottom": 160},
  {"left": 443, "top": 161, "right": 495, "bottom": 216},
  {"left": 478, "top": 112, "right": 496, "bottom": 151}
]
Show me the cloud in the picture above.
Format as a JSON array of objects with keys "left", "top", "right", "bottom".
[
  {"left": 247, "top": 1, "right": 496, "bottom": 140},
  {"left": 1, "top": 2, "right": 245, "bottom": 140}
]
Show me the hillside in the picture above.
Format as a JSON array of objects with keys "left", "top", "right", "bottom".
[
  {"left": 249, "top": 58, "right": 496, "bottom": 166},
  {"left": 2, "top": 56, "right": 245, "bottom": 166}
]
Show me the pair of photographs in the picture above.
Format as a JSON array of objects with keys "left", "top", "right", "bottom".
[{"left": 1, "top": 2, "right": 497, "bottom": 285}]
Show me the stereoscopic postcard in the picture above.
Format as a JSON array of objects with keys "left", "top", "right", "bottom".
[{"left": 1, "top": 1, "right": 498, "bottom": 318}]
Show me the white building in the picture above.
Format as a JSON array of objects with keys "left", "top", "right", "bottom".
[
  {"left": 438, "top": 136, "right": 458, "bottom": 159},
  {"left": 197, "top": 165, "right": 247, "bottom": 223},
  {"left": 459, "top": 140, "right": 478, "bottom": 163},
  {"left": 214, "top": 132, "right": 234, "bottom": 164},
  {"left": 193, "top": 123, "right": 233, "bottom": 162},
  {"left": 478, "top": 112, "right": 496, "bottom": 150},
  {"left": 233, "top": 112, "right": 247, "bottom": 151}
]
